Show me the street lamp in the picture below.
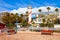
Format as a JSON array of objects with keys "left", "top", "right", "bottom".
[{"left": 15, "top": 18, "right": 19, "bottom": 33}]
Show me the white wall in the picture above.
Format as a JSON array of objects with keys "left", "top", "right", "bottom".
[{"left": 54, "top": 24, "right": 60, "bottom": 28}]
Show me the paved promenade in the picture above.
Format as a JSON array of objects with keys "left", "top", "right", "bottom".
[{"left": 0, "top": 31, "right": 60, "bottom": 40}]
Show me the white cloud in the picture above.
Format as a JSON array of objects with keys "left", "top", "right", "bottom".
[
  {"left": 10, "top": 6, "right": 60, "bottom": 14},
  {"left": 11, "top": 8, "right": 28, "bottom": 14},
  {"left": 18, "top": 8, "right": 28, "bottom": 14},
  {"left": 10, "top": 10, "right": 18, "bottom": 14}
]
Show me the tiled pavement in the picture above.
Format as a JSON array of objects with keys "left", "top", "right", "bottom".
[{"left": 0, "top": 31, "right": 60, "bottom": 40}]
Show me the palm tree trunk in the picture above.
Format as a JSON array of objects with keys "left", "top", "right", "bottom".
[
  {"left": 48, "top": 10, "right": 49, "bottom": 15},
  {"left": 40, "top": 12, "right": 41, "bottom": 14}
]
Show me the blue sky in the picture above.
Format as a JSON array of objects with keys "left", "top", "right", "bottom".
[{"left": 0, "top": 0, "right": 60, "bottom": 12}]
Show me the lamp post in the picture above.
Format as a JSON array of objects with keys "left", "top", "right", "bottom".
[{"left": 15, "top": 18, "right": 19, "bottom": 33}]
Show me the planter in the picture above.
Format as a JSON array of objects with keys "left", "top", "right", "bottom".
[
  {"left": 41, "top": 30, "right": 53, "bottom": 35},
  {"left": 7, "top": 26, "right": 17, "bottom": 35},
  {"left": 7, "top": 29, "right": 16, "bottom": 35},
  {"left": 6, "top": 23, "right": 17, "bottom": 34}
]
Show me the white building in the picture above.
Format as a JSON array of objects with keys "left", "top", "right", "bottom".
[{"left": 32, "top": 14, "right": 43, "bottom": 27}]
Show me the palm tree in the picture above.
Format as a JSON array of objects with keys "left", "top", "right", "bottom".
[
  {"left": 26, "top": 11, "right": 28, "bottom": 14},
  {"left": 55, "top": 8, "right": 59, "bottom": 16},
  {"left": 25, "top": 11, "right": 28, "bottom": 16},
  {"left": 15, "top": 13, "right": 18, "bottom": 16},
  {"left": 47, "top": 7, "right": 50, "bottom": 14},
  {"left": 20, "top": 14, "right": 23, "bottom": 17},
  {"left": 38, "top": 9, "right": 42, "bottom": 14},
  {"left": 21, "top": 20, "right": 28, "bottom": 27}
]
